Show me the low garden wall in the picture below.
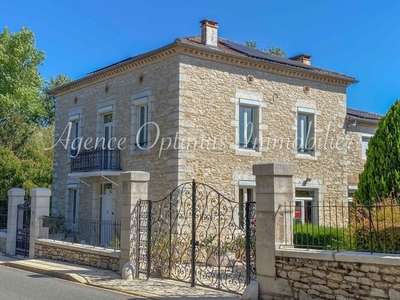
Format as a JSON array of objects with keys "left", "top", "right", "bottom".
[
  {"left": 275, "top": 249, "right": 400, "bottom": 299},
  {"left": 35, "top": 239, "right": 120, "bottom": 272},
  {"left": 0, "top": 232, "right": 6, "bottom": 253}
]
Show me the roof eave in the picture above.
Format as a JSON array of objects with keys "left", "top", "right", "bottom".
[
  {"left": 176, "top": 41, "right": 358, "bottom": 85},
  {"left": 49, "top": 41, "right": 179, "bottom": 95}
]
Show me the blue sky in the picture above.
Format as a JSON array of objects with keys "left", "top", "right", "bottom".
[{"left": 2, "top": 0, "right": 399, "bottom": 115}]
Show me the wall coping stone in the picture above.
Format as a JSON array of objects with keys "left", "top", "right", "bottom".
[
  {"left": 276, "top": 248, "right": 400, "bottom": 266},
  {"left": 36, "top": 239, "right": 120, "bottom": 259}
]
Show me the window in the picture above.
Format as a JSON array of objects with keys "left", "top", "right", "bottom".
[
  {"left": 361, "top": 135, "right": 371, "bottom": 159},
  {"left": 238, "top": 187, "right": 255, "bottom": 229},
  {"left": 297, "top": 111, "right": 315, "bottom": 154},
  {"left": 103, "top": 113, "right": 113, "bottom": 148},
  {"left": 295, "top": 190, "right": 316, "bottom": 224},
  {"left": 68, "top": 188, "right": 78, "bottom": 229},
  {"left": 239, "top": 104, "right": 258, "bottom": 149},
  {"left": 137, "top": 105, "right": 148, "bottom": 147},
  {"left": 71, "top": 120, "right": 80, "bottom": 150},
  {"left": 132, "top": 94, "right": 151, "bottom": 151}
]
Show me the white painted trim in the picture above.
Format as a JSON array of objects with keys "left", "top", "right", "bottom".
[
  {"left": 69, "top": 114, "right": 80, "bottom": 121},
  {"left": 68, "top": 171, "right": 121, "bottom": 178},
  {"left": 98, "top": 105, "right": 113, "bottom": 114},
  {"left": 133, "top": 96, "right": 148, "bottom": 106},
  {"left": 239, "top": 99, "right": 260, "bottom": 107},
  {"left": 238, "top": 180, "right": 256, "bottom": 187},
  {"left": 67, "top": 183, "right": 78, "bottom": 189},
  {"left": 348, "top": 185, "right": 358, "bottom": 191},
  {"left": 295, "top": 183, "right": 320, "bottom": 189},
  {"left": 298, "top": 107, "right": 315, "bottom": 114},
  {"left": 362, "top": 133, "right": 373, "bottom": 138}
]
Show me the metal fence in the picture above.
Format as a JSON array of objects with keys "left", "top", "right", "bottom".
[
  {"left": 42, "top": 217, "right": 121, "bottom": 250},
  {"left": 281, "top": 199, "right": 400, "bottom": 254}
]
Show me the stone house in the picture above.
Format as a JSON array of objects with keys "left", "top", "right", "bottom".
[{"left": 50, "top": 19, "right": 381, "bottom": 235}]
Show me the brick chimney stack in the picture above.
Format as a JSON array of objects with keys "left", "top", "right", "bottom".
[
  {"left": 200, "top": 19, "right": 218, "bottom": 48},
  {"left": 289, "top": 54, "right": 312, "bottom": 65}
]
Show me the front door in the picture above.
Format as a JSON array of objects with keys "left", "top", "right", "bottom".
[{"left": 100, "top": 186, "right": 113, "bottom": 246}]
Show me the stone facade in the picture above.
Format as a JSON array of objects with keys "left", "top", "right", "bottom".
[
  {"left": 50, "top": 20, "right": 376, "bottom": 226},
  {"left": 275, "top": 251, "right": 400, "bottom": 300},
  {"left": 35, "top": 239, "right": 120, "bottom": 271}
]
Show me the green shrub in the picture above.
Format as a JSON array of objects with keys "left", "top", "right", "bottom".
[{"left": 293, "top": 222, "right": 352, "bottom": 251}]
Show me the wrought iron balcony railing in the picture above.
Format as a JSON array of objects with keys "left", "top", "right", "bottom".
[{"left": 70, "top": 148, "right": 122, "bottom": 173}]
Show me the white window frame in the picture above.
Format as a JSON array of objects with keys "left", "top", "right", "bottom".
[
  {"left": 131, "top": 90, "right": 153, "bottom": 153},
  {"left": 67, "top": 184, "right": 79, "bottom": 230},
  {"left": 297, "top": 108, "right": 315, "bottom": 155},
  {"left": 295, "top": 189, "right": 317, "bottom": 224},
  {"left": 238, "top": 181, "right": 256, "bottom": 229},
  {"left": 67, "top": 112, "right": 81, "bottom": 161},
  {"left": 238, "top": 99, "right": 261, "bottom": 151},
  {"left": 361, "top": 134, "right": 373, "bottom": 159}
]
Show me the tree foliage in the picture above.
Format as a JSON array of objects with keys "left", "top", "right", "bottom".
[
  {"left": 355, "top": 100, "right": 400, "bottom": 204},
  {"left": 245, "top": 40, "right": 287, "bottom": 58},
  {"left": 0, "top": 27, "right": 45, "bottom": 123},
  {"left": 40, "top": 74, "right": 73, "bottom": 125},
  {"left": 0, "top": 26, "right": 71, "bottom": 210}
]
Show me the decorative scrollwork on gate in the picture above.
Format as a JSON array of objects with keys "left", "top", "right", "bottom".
[{"left": 137, "top": 180, "right": 256, "bottom": 293}]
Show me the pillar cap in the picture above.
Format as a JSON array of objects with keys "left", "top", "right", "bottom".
[
  {"left": 253, "top": 162, "right": 295, "bottom": 176},
  {"left": 30, "top": 188, "right": 52, "bottom": 197},
  {"left": 121, "top": 171, "right": 150, "bottom": 182},
  {"left": 8, "top": 188, "right": 25, "bottom": 197}
]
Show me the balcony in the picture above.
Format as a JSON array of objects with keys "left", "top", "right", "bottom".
[{"left": 70, "top": 148, "right": 122, "bottom": 173}]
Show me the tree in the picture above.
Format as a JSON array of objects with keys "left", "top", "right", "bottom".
[
  {"left": 0, "top": 27, "right": 72, "bottom": 211},
  {"left": 355, "top": 100, "right": 400, "bottom": 204},
  {"left": 39, "top": 74, "right": 73, "bottom": 125},
  {"left": 0, "top": 27, "right": 45, "bottom": 124},
  {"left": 245, "top": 40, "right": 287, "bottom": 58}
]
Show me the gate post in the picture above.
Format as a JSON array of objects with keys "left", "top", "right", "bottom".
[
  {"left": 29, "top": 188, "right": 51, "bottom": 259},
  {"left": 120, "top": 171, "right": 150, "bottom": 275},
  {"left": 253, "top": 162, "right": 294, "bottom": 299},
  {"left": 6, "top": 188, "right": 25, "bottom": 255}
]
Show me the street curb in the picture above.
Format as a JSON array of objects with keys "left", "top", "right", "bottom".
[
  {"left": 1, "top": 261, "right": 156, "bottom": 299},
  {"left": 1, "top": 261, "right": 87, "bottom": 284}
]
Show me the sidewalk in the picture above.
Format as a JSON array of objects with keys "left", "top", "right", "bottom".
[{"left": 0, "top": 253, "right": 240, "bottom": 299}]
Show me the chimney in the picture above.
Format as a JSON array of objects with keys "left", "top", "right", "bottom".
[
  {"left": 200, "top": 19, "right": 218, "bottom": 48},
  {"left": 289, "top": 54, "right": 311, "bottom": 65}
]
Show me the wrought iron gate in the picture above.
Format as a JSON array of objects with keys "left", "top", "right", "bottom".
[
  {"left": 136, "top": 180, "right": 256, "bottom": 293},
  {"left": 16, "top": 196, "right": 30, "bottom": 257}
]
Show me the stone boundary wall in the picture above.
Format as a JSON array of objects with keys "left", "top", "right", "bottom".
[
  {"left": 35, "top": 239, "right": 120, "bottom": 272},
  {"left": 275, "top": 249, "right": 400, "bottom": 300},
  {"left": 0, "top": 232, "right": 6, "bottom": 253}
]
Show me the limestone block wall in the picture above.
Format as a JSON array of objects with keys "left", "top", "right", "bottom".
[
  {"left": 177, "top": 54, "right": 351, "bottom": 203},
  {"left": 275, "top": 249, "right": 400, "bottom": 300},
  {"left": 35, "top": 239, "right": 120, "bottom": 272},
  {"left": 52, "top": 54, "right": 181, "bottom": 219},
  {"left": 0, "top": 232, "right": 6, "bottom": 253}
]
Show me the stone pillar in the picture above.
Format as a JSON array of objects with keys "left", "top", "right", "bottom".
[
  {"left": 253, "top": 162, "right": 295, "bottom": 299},
  {"left": 120, "top": 171, "right": 150, "bottom": 275},
  {"left": 6, "top": 188, "right": 25, "bottom": 255},
  {"left": 29, "top": 188, "right": 51, "bottom": 259}
]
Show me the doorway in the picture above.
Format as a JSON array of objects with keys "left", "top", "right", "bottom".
[{"left": 100, "top": 183, "right": 113, "bottom": 246}]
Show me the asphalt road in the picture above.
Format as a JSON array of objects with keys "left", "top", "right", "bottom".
[{"left": 0, "top": 265, "right": 144, "bottom": 300}]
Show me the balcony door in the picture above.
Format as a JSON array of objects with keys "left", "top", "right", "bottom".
[
  {"left": 100, "top": 183, "right": 113, "bottom": 247},
  {"left": 103, "top": 114, "right": 113, "bottom": 168}
]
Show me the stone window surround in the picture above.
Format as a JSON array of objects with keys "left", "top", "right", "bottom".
[
  {"left": 66, "top": 182, "right": 79, "bottom": 228},
  {"left": 361, "top": 133, "right": 373, "bottom": 160},
  {"left": 295, "top": 183, "right": 320, "bottom": 225},
  {"left": 95, "top": 98, "right": 116, "bottom": 151},
  {"left": 67, "top": 108, "right": 83, "bottom": 162},
  {"left": 130, "top": 89, "right": 153, "bottom": 154},
  {"left": 231, "top": 89, "right": 265, "bottom": 157},
  {"left": 294, "top": 105, "right": 320, "bottom": 160}
]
